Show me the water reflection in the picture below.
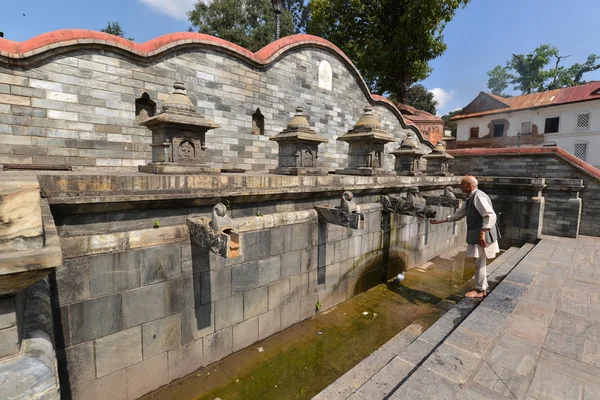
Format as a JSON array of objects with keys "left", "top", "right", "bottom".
[{"left": 140, "top": 246, "right": 477, "bottom": 400}]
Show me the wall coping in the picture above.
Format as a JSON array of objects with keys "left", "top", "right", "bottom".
[
  {"left": 0, "top": 30, "right": 433, "bottom": 147},
  {"left": 448, "top": 147, "right": 600, "bottom": 183}
]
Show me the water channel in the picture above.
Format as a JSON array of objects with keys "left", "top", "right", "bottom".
[{"left": 141, "top": 246, "right": 477, "bottom": 400}]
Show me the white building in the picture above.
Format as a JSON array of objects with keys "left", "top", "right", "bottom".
[{"left": 451, "top": 82, "right": 600, "bottom": 166}]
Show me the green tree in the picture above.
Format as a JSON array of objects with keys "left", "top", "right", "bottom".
[
  {"left": 187, "top": 0, "right": 295, "bottom": 52},
  {"left": 308, "top": 0, "right": 470, "bottom": 103},
  {"left": 441, "top": 108, "right": 461, "bottom": 137},
  {"left": 283, "top": 0, "right": 310, "bottom": 33},
  {"left": 405, "top": 84, "right": 438, "bottom": 115},
  {"left": 487, "top": 45, "right": 600, "bottom": 96},
  {"left": 100, "top": 21, "right": 134, "bottom": 41}
]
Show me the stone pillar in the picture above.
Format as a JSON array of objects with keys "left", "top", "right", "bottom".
[
  {"left": 542, "top": 178, "right": 584, "bottom": 238},
  {"left": 336, "top": 106, "right": 396, "bottom": 176}
]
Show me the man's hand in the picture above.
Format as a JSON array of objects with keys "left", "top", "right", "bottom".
[
  {"left": 429, "top": 219, "right": 446, "bottom": 225},
  {"left": 479, "top": 231, "right": 488, "bottom": 248}
]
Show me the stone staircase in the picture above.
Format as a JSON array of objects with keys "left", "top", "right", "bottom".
[{"left": 314, "top": 243, "right": 535, "bottom": 400}]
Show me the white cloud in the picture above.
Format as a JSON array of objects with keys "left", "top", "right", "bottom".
[
  {"left": 429, "top": 88, "right": 454, "bottom": 114},
  {"left": 137, "top": 0, "right": 202, "bottom": 20}
]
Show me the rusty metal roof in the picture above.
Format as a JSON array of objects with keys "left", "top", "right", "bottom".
[{"left": 452, "top": 82, "right": 600, "bottom": 121}]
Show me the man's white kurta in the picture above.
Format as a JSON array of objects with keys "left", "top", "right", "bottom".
[{"left": 447, "top": 189, "right": 500, "bottom": 259}]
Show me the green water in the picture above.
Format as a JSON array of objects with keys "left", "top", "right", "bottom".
[{"left": 140, "top": 248, "right": 476, "bottom": 400}]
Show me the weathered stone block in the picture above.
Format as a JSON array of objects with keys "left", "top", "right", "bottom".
[
  {"left": 90, "top": 251, "right": 140, "bottom": 297},
  {"left": 301, "top": 246, "right": 318, "bottom": 272},
  {"left": 198, "top": 268, "right": 232, "bottom": 304},
  {"left": 203, "top": 328, "right": 233, "bottom": 366},
  {"left": 167, "top": 338, "right": 204, "bottom": 381},
  {"left": 95, "top": 326, "right": 142, "bottom": 377},
  {"left": 289, "top": 272, "right": 309, "bottom": 302},
  {"left": 122, "top": 283, "right": 165, "bottom": 329},
  {"left": 292, "top": 223, "right": 314, "bottom": 251},
  {"left": 141, "top": 244, "right": 181, "bottom": 285},
  {"left": 0, "top": 296, "right": 17, "bottom": 330},
  {"left": 232, "top": 257, "right": 280, "bottom": 293},
  {"left": 243, "top": 286, "right": 268, "bottom": 320},
  {"left": 259, "top": 308, "right": 282, "bottom": 340},
  {"left": 233, "top": 317, "right": 259, "bottom": 352},
  {"left": 57, "top": 341, "right": 96, "bottom": 388},
  {"left": 182, "top": 303, "right": 214, "bottom": 344},
  {"left": 270, "top": 225, "right": 293, "bottom": 255},
  {"left": 72, "top": 369, "right": 127, "bottom": 400},
  {"left": 0, "top": 326, "right": 19, "bottom": 358},
  {"left": 243, "top": 230, "right": 271, "bottom": 262},
  {"left": 281, "top": 300, "right": 300, "bottom": 330},
  {"left": 70, "top": 294, "right": 122, "bottom": 345},
  {"left": 165, "top": 275, "right": 194, "bottom": 315},
  {"left": 300, "top": 293, "right": 318, "bottom": 321},
  {"left": 142, "top": 314, "right": 182, "bottom": 359},
  {"left": 55, "top": 258, "right": 91, "bottom": 306},
  {"left": 281, "top": 249, "right": 302, "bottom": 279},
  {"left": 214, "top": 293, "right": 244, "bottom": 331},
  {"left": 269, "top": 279, "right": 290, "bottom": 310},
  {"left": 125, "top": 353, "right": 169, "bottom": 400}
]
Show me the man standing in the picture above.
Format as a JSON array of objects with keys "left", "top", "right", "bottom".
[{"left": 430, "top": 175, "right": 500, "bottom": 298}]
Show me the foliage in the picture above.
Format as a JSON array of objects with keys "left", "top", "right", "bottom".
[
  {"left": 283, "top": 0, "right": 310, "bottom": 33},
  {"left": 188, "top": 0, "right": 295, "bottom": 52},
  {"left": 315, "top": 300, "right": 323, "bottom": 312},
  {"left": 405, "top": 84, "right": 438, "bottom": 115},
  {"left": 487, "top": 45, "right": 600, "bottom": 96},
  {"left": 153, "top": 219, "right": 160, "bottom": 229},
  {"left": 441, "top": 109, "right": 461, "bottom": 137},
  {"left": 100, "top": 21, "right": 134, "bottom": 41},
  {"left": 308, "top": 0, "right": 470, "bottom": 102}
]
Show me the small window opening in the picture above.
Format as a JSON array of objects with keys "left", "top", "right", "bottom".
[
  {"left": 252, "top": 108, "right": 265, "bottom": 135},
  {"left": 520, "top": 121, "right": 532, "bottom": 134},
  {"left": 544, "top": 117, "right": 560, "bottom": 133},
  {"left": 469, "top": 127, "right": 479, "bottom": 139},
  {"left": 493, "top": 123, "right": 504, "bottom": 137},
  {"left": 135, "top": 92, "right": 156, "bottom": 122},
  {"left": 576, "top": 113, "right": 590, "bottom": 130},
  {"left": 574, "top": 142, "right": 588, "bottom": 161}
]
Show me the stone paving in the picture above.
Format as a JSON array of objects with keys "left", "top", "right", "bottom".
[{"left": 316, "top": 235, "right": 600, "bottom": 400}]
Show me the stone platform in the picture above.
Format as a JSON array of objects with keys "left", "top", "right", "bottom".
[{"left": 316, "top": 235, "right": 600, "bottom": 400}]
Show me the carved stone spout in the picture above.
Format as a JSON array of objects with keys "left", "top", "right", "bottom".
[
  {"left": 381, "top": 187, "right": 437, "bottom": 218},
  {"left": 315, "top": 191, "right": 366, "bottom": 229},
  {"left": 187, "top": 204, "right": 241, "bottom": 258}
]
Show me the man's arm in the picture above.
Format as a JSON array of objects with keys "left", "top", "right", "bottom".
[
  {"left": 474, "top": 192, "right": 497, "bottom": 247},
  {"left": 430, "top": 201, "right": 467, "bottom": 225}
]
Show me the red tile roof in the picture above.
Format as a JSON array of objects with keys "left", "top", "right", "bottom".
[{"left": 452, "top": 82, "right": 600, "bottom": 121}]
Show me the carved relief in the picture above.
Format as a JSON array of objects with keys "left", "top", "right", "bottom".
[
  {"left": 301, "top": 149, "right": 314, "bottom": 167},
  {"left": 318, "top": 60, "right": 333, "bottom": 91},
  {"left": 179, "top": 140, "right": 195, "bottom": 162},
  {"left": 372, "top": 150, "right": 382, "bottom": 168}
]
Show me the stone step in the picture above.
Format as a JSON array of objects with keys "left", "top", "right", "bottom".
[{"left": 313, "top": 243, "right": 536, "bottom": 400}]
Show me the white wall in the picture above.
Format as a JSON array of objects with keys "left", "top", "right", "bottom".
[{"left": 456, "top": 100, "right": 600, "bottom": 166}]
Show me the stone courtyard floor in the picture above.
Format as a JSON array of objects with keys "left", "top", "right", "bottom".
[{"left": 316, "top": 235, "right": 600, "bottom": 400}]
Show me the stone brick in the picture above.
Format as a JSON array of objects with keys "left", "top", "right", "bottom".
[
  {"left": 125, "top": 353, "right": 169, "bottom": 400},
  {"left": 233, "top": 317, "right": 259, "bottom": 352},
  {"left": 281, "top": 249, "right": 302, "bottom": 279},
  {"left": 232, "top": 257, "right": 280, "bottom": 293},
  {"left": 54, "top": 257, "right": 91, "bottom": 306},
  {"left": 72, "top": 369, "right": 127, "bottom": 400},
  {"left": 198, "top": 268, "right": 232, "bottom": 304},
  {"left": 167, "top": 338, "right": 204, "bottom": 381},
  {"left": 95, "top": 326, "right": 142, "bottom": 377},
  {"left": 270, "top": 225, "right": 293, "bottom": 255},
  {"left": 89, "top": 251, "right": 140, "bottom": 297},
  {"left": 70, "top": 294, "right": 122, "bottom": 345},
  {"left": 268, "top": 279, "right": 290, "bottom": 310},
  {"left": 243, "top": 286, "right": 268, "bottom": 320},
  {"left": 203, "top": 328, "right": 233, "bottom": 366},
  {"left": 57, "top": 341, "right": 96, "bottom": 389},
  {"left": 141, "top": 244, "right": 181, "bottom": 285},
  {"left": 165, "top": 275, "right": 194, "bottom": 315},
  {"left": 242, "top": 229, "right": 271, "bottom": 261},
  {"left": 214, "top": 293, "right": 244, "bottom": 331},
  {"left": 301, "top": 246, "right": 319, "bottom": 272},
  {"left": 182, "top": 303, "right": 214, "bottom": 344},
  {"left": 289, "top": 272, "right": 309, "bottom": 302},
  {"left": 122, "top": 283, "right": 165, "bottom": 329},
  {"left": 300, "top": 293, "right": 318, "bottom": 321},
  {"left": 0, "top": 326, "right": 19, "bottom": 358},
  {"left": 142, "top": 314, "right": 182, "bottom": 359},
  {"left": 281, "top": 300, "right": 300, "bottom": 330},
  {"left": 259, "top": 308, "right": 282, "bottom": 340},
  {"left": 0, "top": 297, "right": 17, "bottom": 330}
]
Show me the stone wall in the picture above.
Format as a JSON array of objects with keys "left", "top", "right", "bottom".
[
  {"left": 47, "top": 181, "right": 465, "bottom": 400},
  {"left": 0, "top": 32, "right": 431, "bottom": 171},
  {"left": 449, "top": 148, "right": 600, "bottom": 237}
]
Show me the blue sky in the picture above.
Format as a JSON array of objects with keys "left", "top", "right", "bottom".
[{"left": 1, "top": 0, "right": 599, "bottom": 116}]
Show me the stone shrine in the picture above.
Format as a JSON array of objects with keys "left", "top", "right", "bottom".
[
  {"left": 336, "top": 106, "right": 396, "bottom": 176},
  {"left": 269, "top": 107, "right": 328, "bottom": 175},
  {"left": 391, "top": 131, "right": 427, "bottom": 176},
  {"left": 424, "top": 141, "right": 454, "bottom": 176},
  {"left": 138, "top": 82, "right": 220, "bottom": 174}
]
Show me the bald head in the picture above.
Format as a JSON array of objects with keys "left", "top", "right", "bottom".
[{"left": 459, "top": 175, "right": 478, "bottom": 194}]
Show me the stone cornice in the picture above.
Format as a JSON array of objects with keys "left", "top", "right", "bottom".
[{"left": 0, "top": 30, "right": 433, "bottom": 147}]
